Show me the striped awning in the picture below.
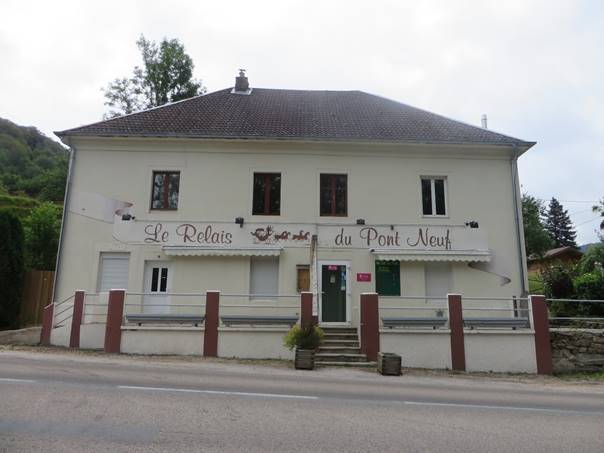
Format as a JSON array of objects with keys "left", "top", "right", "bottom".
[
  {"left": 162, "top": 246, "right": 282, "bottom": 257},
  {"left": 371, "top": 249, "right": 491, "bottom": 262}
]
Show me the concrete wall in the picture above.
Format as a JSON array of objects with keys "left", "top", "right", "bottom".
[
  {"left": 465, "top": 330, "right": 537, "bottom": 373},
  {"left": 79, "top": 324, "right": 105, "bottom": 350},
  {"left": 121, "top": 327, "right": 204, "bottom": 355},
  {"left": 50, "top": 324, "right": 70, "bottom": 347},
  {"left": 54, "top": 138, "right": 525, "bottom": 326},
  {"left": 551, "top": 329, "right": 604, "bottom": 372},
  {"left": 380, "top": 329, "right": 452, "bottom": 369},
  {"left": 218, "top": 327, "right": 293, "bottom": 360}
]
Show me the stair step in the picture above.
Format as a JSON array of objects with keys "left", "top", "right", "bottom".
[
  {"left": 321, "top": 327, "right": 357, "bottom": 333},
  {"left": 315, "top": 353, "right": 369, "bottom": 362},
  {"left": 317, "top": 347, "right": 361, "bottom": 354},
  {"left": 322, "top": 342, "right": 360, "bottom": 348},
  {"left": 316, "top": 361, "right": 377, "bottom": 368},
  {"left": 323, "top": 334, "right": 358, "bottom": 340}
]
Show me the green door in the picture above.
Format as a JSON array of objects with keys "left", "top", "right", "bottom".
[
  {"left": 375, "top": 261, "right": 401, "bottom": 296},
  {"left": 321, "top": 264, "right": 347, "bottom": 322}
]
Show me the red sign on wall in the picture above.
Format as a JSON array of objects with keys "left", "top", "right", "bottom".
[{"left": 356, "top": 273, "right": 371, "bottom": 282}]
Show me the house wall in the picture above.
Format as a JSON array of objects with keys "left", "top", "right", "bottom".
[{"left": 54, "top": 138, "right": 525, "bottom": 327}]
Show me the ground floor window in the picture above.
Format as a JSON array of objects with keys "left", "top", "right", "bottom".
[
  {"left": 375, "top": 260, "right": 401, "bottom": 296},
  {"left": 97, "top": 252, "right": 130, "bottom": 292},
  {"left": 250, "top": 257, "right": 279, "bottom": 298}
]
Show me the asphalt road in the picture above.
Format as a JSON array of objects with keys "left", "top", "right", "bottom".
[{"left": 1, "top": 349, "right": 603, "bottom": 452}]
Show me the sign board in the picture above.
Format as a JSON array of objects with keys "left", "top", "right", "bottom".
[{"left": 356, "top": 273, "right": 371, "bottom": 282}]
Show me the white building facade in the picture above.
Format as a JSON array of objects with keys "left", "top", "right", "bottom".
[{"left": 53, "top": 74, "right": 534, "bottom": 345}]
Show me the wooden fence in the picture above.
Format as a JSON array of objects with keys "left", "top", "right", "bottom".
[{"left": 20, "top": 270, "right": 54, "bottom": 327}]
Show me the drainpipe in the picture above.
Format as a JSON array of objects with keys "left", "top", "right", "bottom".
[
  {"left": 51, "top": 137, "right": 76, "bottom": 303},
  {"left": 511, "top": 147, "right": 529, "bottom": 297}
]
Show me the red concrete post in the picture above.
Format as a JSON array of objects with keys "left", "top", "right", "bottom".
[
  {"left": 448, "top": 294, "right": 466, "bottom": 371},
  {"left": 69, "top": 290, "right": 85, "bottom": 348},
  {"left": 530, "top": 295, "right": 553, "bottom": 375},
  {"left": 300, "top": 292, "right": 313, "bottom": 328},
  {"left": 40, "top": 303, "right": 54, "bottom": 346},
  {"left": 360, "top": 293, "right": 380, "bottom": 362},
  {"left": 203, "top": 291, "right": 220, "bottom": 357},
  {"left": 104, "top": 289, "right": 125, "bottom": 353}
]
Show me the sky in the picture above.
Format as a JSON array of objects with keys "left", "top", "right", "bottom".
[{"left": 1, "top": 0, "right": 602, "bottom": 244}]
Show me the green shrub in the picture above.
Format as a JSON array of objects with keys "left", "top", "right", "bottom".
[
  {"left": 540, "top": 263, "right": 577, "bottom": 317},
  {"left": 284, "top": 325, "right": 324, "bottom": 350},
  {"left": 0, "top": 209, "right": 25, "bottom": 329},
  {"left": 573, "top": 272, "right": 604, "bottom": 318},
  {"left": 579, "top": 243, "right": 604, "bottom": 274}
]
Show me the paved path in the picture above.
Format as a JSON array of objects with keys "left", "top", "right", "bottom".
[{"left": 1, "top": 349, "right": 603, "bottom": 452}]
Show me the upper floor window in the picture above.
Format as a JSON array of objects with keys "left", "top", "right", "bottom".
[
  {"left": 320, "top": 174, "right": 347, "bottom": 216},
  {"left": 253, "top": 173, "right": 281, "bottom": 215},
  {"left": 151, "top": 171, "right": 180, "bottom": 210},
  {"left": 421, "top": 177, "right": 447, "bottom": 216}
]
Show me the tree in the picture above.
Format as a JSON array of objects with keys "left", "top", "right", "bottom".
[
  {"left": 593, "top": 198, "right": 604, "bottom": 240},
  {"left": 24, "top": 202, "right": 62, "bottom": 270},
  {"left": 579, "top": 242, "right": 604, "bottom": 274},
  {"left": 0, "top": 210, "right": 25, "bottom": 329},
  {"left": 522, "top": 194, "right": 553, "bottom": 257},
  {"left": 544, "top": 197, "right": 577, "bottom": 248},
  {"left": 103, "top": 35, "right": 206, "bottom": 118}
]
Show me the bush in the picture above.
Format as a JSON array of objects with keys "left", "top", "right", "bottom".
[
  {"left": 573, "top": 272, "right": 604, "bottom": 318},
  {"left": 0, "top": 209, "right": 25, "bottom": 329},
  {"left": 284, "top": 325, "right": 324, "bottom": 350},
  {"left": 579, "top": 243, "right": 604, "bottom": 274},
  {"left": 540, "top": 263, "right": 577, "bottom": 317},
  {"left": 23, "top": 202, "right": 62, "bottom": 270}
]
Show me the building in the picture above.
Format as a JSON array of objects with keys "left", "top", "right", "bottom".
[
  {"left": 528, "top": 246, "right": 583, "bottom": 273},
  {"left": 50, "top": 72, "right": 537, "bottom": 368}
]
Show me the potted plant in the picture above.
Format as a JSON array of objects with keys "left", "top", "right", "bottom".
[
  {"left": 284, "top": 324, "right": 324, "bottom": 370},
  {"left": 377, "top": 352, "right": 402, "bottom": 376}
]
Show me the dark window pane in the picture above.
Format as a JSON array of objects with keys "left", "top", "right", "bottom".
[
  {"left": 320, "top": 174, "right": 347, "bottom": 216},
  {"left": 253, "top": 173, "right": 280, "bottom": 215},
  {"left": 320, "top": 174, "right": 332, "bottom": 215},
  {"left": 160, "top": 268, "right": 168, "bottom": 292},
  {"left": 434, "top": 179, "right": 446, "bottom": 215},
  {"left": 375, "top": 261, "right": 401, "bottom": 296},
  {"left": 269, "top": 175, "right": 281, "bottom": 214},
  {"left": 151, "top": 268, "right": 159, "bottom": 292},
  {"left": 252, "top": 174, "right": 266, "bottom": 214},
  {"left": 151, "top": 171, "right": 180, "bottom": 209},
  {"left": 421, "top": 179, "right": 432, "bottom": 215}
]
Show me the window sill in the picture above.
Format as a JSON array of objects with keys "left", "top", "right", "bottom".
[{"left": 421, "top": 215, "right": 449, "bottom": 219}]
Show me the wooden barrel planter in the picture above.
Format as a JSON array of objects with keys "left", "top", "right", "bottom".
[
  {"left": 295, "top": 348, "right": 315, "bottom": 370},
  {"left": 377, "top": 352, "right": 402, "bottom": 376}
]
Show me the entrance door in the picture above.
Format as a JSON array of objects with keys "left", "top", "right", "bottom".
[
  {"left": 320, "top": 263, "right": 348, "bottom": 323},
  {"left": 143, "top": 262, "right": 171, "bottom": 314}
]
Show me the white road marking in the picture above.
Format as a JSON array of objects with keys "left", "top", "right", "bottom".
[
  {"left": 0, "top": 377, "right": 36, "bottom": 383},
  {"left": 403, "top": 400, "right": 601, "bottom": 415},
  {"left": 117, "top": 385, "right": 319, "bottom": 400}
]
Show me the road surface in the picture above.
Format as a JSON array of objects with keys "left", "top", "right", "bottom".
[{"left": 1, "top": 349, "right": 603, "bottom": 452}]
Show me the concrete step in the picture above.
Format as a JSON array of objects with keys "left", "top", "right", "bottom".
[
  {"left": 316, "top": 361, "right": 377, "bottom": 368},
  {"left": 320, "top": 327, "right": 357, "bottom": 333},
  {"left": 315, "top": 353, "right": 369, "bottom": 362},
  {"left": 323, "top": 333, "right": 358, "bottom": 341},
  {"left": 322, "top": 340, "right": 360, "bottom": 348},
  {"left": 317, "top": 346, "right": 361, "bottom": 354}
]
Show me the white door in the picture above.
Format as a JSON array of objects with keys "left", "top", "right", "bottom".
[
  {"left": 97, "top": 253, "right": 130, "bottom": 292},
  {"left": 143, "top": 262, "right": 171, "bottom": 314}
]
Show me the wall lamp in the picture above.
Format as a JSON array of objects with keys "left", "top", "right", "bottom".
[
  {"left": 235, "top": 217, "right": 245, "bottom": 228},
  {"left": 356, "top": 218, "right": 365, "bottom": 225},
  {"left": 121, "top": 214, "right": 135, "bottom": 221},
  {"left": 465, "top": 221, "right": 479, "bottom": 229}
]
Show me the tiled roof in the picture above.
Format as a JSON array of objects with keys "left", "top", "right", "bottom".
[{"left": 57, "top": 88, "right": 533, "bottom": 147}]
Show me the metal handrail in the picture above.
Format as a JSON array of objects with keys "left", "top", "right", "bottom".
[
  {"left": 54, "top": 294, "right": 75, "bottom": 307},
  {"left": 461, "top": 297, "right": 529, "bottom": 301},
  {"left": 126, "top": 292, "right": 207, "bottom": 297},
  {"left": 379, "top": 306, "right": 448, "bottom": 310},
  {"left": 54, "top": 313, "right": 73, "bottom": 326},
  {"left": 380, "top": 296, "right": 447, "bottom": 300},
  {"left": 123, "top": 303, "right": 206, "bottom": 308},
  {"left": 463, "top": 307, "right": 530, "bottom": 312},
  {"left": 54, "top": 304, "right": 73, "bottom": 318},
  {"left": 222, "top": 293, "right": 301, "bottom": 298},
  {"left": 547, "top": 299, "right": 604, "bottom": 304},
  {"left": 220, "top": 304, "right": 298, "bottom": 309}
]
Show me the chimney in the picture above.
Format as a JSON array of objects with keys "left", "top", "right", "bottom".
[
  {"left": 481, "top": 114, "right": 488, "bottom": 129},
  {"left": 234, "top": 69, "right": 249, "bottom": 93}
]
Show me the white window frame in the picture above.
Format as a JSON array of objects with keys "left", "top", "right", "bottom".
[{"left": 421, "top": 176, "right": 448, "bottom": 217}]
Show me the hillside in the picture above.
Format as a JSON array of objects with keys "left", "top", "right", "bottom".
[{"left": 0, "top": 118, "right": 68, "bottom": 204}]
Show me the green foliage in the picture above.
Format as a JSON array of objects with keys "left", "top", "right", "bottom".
[
  {"left": 0, "top": 210, "right": 25, "bottom": 329},
  {"left": 579, "top": 242, "right": 604, "bottom": 274},
  {"left": 522, "top": 194, "right": 553, "bottom": 257},
  {"left": 544, "top": 197, "right": 577, "bottom": 248},
  {"left": 23, "top": 203, "right": 62, "bottom": 270},
  {"left": 541, "top": 263, "right": 577, "bottom": 299},
  {"left": 103, "top": 35, "right": 206, "bottom": 118},
  {"left": 593, "top": 198, "right": 604, "bottom": 240},
  {"left": 0, "top": 118, "right": 68, "bottom": 202},
  {"left": 284, "top": 325, "right": 324, "bottom": 350}
]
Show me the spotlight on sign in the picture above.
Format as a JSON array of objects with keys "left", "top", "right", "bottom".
[
  {"left": 465, "top": 221, "right": 479, "bottom": 229},
  {"left": 356, "top": 218, "right": 366, "bottom": 225},
  {"left": 235, "top": 217, "right": 245, "bottom": 227}
]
